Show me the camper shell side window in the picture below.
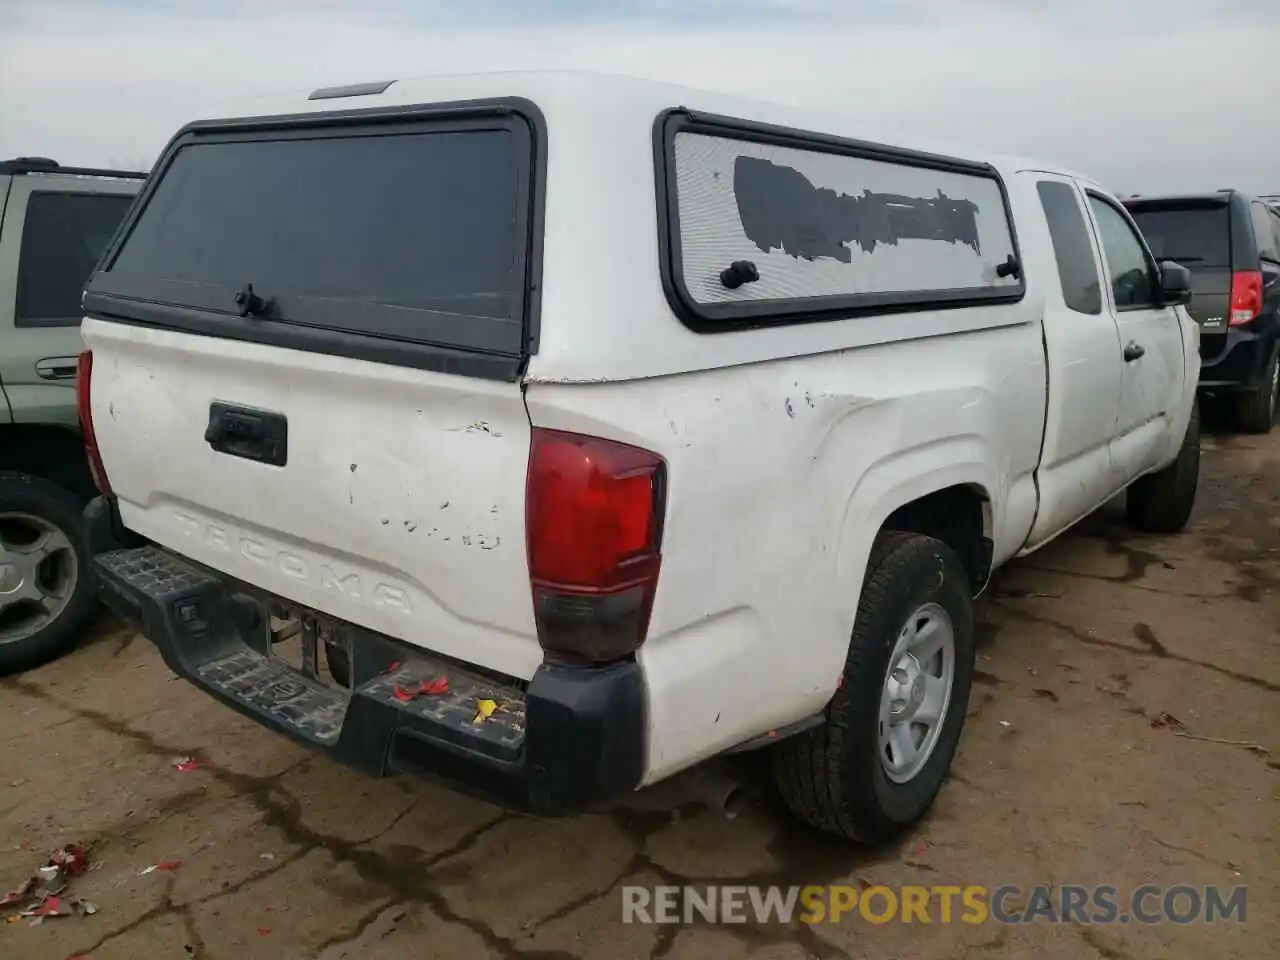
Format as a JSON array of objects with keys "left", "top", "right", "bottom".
[{"left": 654, "top": 110, "right": 1026, "bottom": 333}]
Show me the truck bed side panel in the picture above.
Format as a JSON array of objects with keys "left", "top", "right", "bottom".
[{"left": 524, "top": 319, "right": 1045, "bottom": 782}]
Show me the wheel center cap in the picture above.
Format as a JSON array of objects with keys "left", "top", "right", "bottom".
[
  {"left": 909, "top": 675, "right": 926, "bottom": 708},
  {"left": 0, "top": 563, "right": 22, "bottom": 594}
]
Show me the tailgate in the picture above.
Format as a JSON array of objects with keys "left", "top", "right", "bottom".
[{"left": 80, "top": 100, "right": 546, "bottom": 680}]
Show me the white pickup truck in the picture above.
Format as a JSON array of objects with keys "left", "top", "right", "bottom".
[{"left": 77, "top": 71, "right": 1200, "bottom": 843}]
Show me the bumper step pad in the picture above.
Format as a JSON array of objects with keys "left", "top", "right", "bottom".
[
  {"left": 87, "top": 533, "right": 645, "bottom": 815},
  {"left": 92, "top": 546, "right": 525, "bottom": 757}
]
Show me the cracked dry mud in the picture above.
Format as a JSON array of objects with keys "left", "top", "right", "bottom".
[{"left": 2, "top": 425, "right": 1276, "bottom": 960}]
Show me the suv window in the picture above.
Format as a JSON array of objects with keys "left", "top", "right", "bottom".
[
  {"left": 1036, "top": 181, "right": 1102, "bottom": 315},
  {"left": 1126, "top": 203, "right": 1231, "bottom": 269},
  {"left": 1250, "top": 201, "right": 1279, "bottom": 261},
  {"left": 15, "top": 191, "right": 135, "bottom": 327},
  {"left": 1087, "top": 196, "right": 1157, "bottom": 310},
  {"left": 102, "top": 127, "right": 529, "bottom": 354}
]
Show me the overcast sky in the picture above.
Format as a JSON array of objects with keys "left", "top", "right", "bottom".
[{"left": 2, "top": 0, "right": 1277, "bottom": 195}]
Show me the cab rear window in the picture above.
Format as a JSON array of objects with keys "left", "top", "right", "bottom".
[{"left": 89, "top": 113, "right": 538, "bottom": 362}]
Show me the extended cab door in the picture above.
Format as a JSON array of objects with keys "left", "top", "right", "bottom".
[
  {"left": 1023, "top": 175, "right": 1125, "bottom": 548},
  {"left": 0, "top": 175, "right": 138, "bottom": 426},
  {"left": 1082, "top": 190, "right": 1184, "bottom": 482}
]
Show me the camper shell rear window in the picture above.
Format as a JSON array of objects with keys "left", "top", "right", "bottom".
[
  {"left": 654, "top": 110, "right": 1025, "bottom": 331},
  {"left": 84, "top": 99, "right": 546, "bottom": 380}
]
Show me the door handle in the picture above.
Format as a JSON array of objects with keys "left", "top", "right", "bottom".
[
  {"left": 1123, "top": 342, "right": 1145, "bottom": 363},
  {"left": 35, "top": 357, "right": 79, "bottom": 381}
]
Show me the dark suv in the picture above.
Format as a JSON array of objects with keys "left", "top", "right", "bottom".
[{"left": 1124, "top": 190, "right": 1280, "bottom": 433}]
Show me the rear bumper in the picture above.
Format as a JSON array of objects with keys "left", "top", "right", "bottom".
[
  {"left": 1198, "top": 319, "right": 1278, "bottom": 390},
  {"left": 83, "top": 495, "right": 646, "bottom": 815}
]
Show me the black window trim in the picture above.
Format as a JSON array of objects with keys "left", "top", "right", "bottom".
[
  {"left": 1249, "top": 200, "right": 1280, "bottom": 264},
  {"left": 1034, "top": 178, "right": 1103, "bottom": 316},
  {"left": 14, "top": 188, "right": 136, "bottom": 329},
  {"left": 652, "top": 108, "right": 1027, "bottom": 334},
  {"left": 83, "top": 97, "right": 548, "bottom": 383},
  {"left": 1268, "top": 206, "right": 1280, "bottom": 263},
  {"left": 1084, "top": 188, "right": 1161, "bottom": 314}
]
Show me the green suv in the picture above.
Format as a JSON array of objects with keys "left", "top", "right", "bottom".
[{"left": 0, "top": 157, "right": 143, "bottom": 673}]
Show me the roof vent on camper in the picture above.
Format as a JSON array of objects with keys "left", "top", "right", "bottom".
[{"left": 308, "top": 80, "right": 397, "bottom": 101}]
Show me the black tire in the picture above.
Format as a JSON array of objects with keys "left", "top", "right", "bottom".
[
  {"left": 1125, "top": 397, "right": 1200, "bottom": 534},
  {"left": 1236, "top": 347, "right": 1278, "bottom": 435},
  {"left": 0, "top": 472, "right": 98, "bottom": 675},
  {"left": 772, "top": 531, "right": 975, "bottom": 843}
]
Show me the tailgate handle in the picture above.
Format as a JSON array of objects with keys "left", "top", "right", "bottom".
[{"left": 205, "top": 402, "right": 288, "bottom": 467}]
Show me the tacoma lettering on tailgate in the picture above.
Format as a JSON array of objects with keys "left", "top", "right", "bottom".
[{"left": 171, "top": 512, "right": 413, "bottom": 614}]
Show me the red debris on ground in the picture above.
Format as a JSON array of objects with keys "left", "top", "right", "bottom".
[
  {"left": 1, "top": 844, "right": 96, "bottom": 925},
  {"left": 138, "top": 860, "right": 181, "bottom": 876}
]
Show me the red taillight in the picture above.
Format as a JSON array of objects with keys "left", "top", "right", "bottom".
[
  {"left": 1229, "top": 270, "right": 1263, "bottom": 326},
  {"left": 526, "top": 428, "right": 665, "bottom": 664},
  {"left": 75, "top": 351, "right": 112, "bottom": 495}
]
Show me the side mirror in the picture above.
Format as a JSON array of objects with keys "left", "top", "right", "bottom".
[{"left": 1159, "top": 260, "right": 1193, "bottom": 307}]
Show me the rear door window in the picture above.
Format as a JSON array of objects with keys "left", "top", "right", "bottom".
[
  {"left": 1126, "top": 204, "right": 1231, "bottom": 268},
  {"left": 94, "top": 118, "right": 536, "bottom": 358},
  {"left": 1036, "top": 181, "right": 1102, "bottom": 315},
  {"left": 15, "top": 191, "right": 134, "bottom": 327}
]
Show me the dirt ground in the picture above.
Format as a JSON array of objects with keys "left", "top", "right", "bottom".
[{"left": 2, "top": 423, "right": 1276, "bottom": 960}]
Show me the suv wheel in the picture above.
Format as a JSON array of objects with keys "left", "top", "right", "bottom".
[
  {"left": 1237, "top": 347, "right": 1278, "bottom": 434},
  {"left": 772, "top": 531, "right": 975, "bottom": 843},
  {"left": 0, "top": 473, "right": 97, "bottom": 674}
]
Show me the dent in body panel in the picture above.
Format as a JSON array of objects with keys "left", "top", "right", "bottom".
[
  {"left": 734, "top": 156, "right": 983, "bottom": 261},
  {"left": 524, "top": 321, "right": 1045, "bottom": 780}
]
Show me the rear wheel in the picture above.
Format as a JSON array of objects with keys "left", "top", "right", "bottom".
[
  {"left": 1236, "top": 347, "right": 1278, "bottom": 434},
  {"left": 1125, "top": 397, "right": 1200, "bottom": 534},
  {"left": 772, "top": 531, "right": 974, "bottom": 843},
  {"left": 0, "top": 473, "right": 97, "bottom": 675}
]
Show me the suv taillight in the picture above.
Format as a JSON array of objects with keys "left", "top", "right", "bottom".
[
  {"left": 1229, "top": 270, "right": 1263, "bottom": 326},
  {"left": 525, "top": 428, "right": 666, "bottom": 664},
  {"left": 75, "top": 351, "right": 112, "bottom": 495}
]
